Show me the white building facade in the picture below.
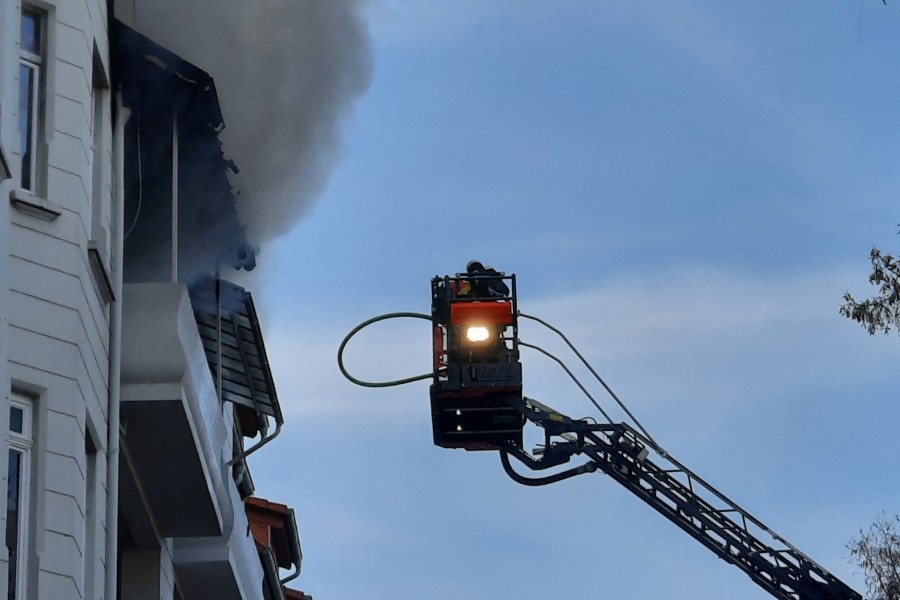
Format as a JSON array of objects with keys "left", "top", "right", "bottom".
[
  {"left": 0, "top": 2, "right": 306, "bottom": 599},
  {"left": 1, "top": 1, "right": 116, "bottom": 598}
]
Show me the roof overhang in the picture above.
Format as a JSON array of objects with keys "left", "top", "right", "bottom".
[{"left": 246, "top": 496, "right": 303, "bottom": 580}]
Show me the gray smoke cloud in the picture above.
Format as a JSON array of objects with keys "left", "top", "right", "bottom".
[{"left": 119, "top": 0, "right": 372, "bottom": 245}]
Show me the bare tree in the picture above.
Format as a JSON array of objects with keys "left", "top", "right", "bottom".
[
  {"left": 849, "top": 514, "right": 900, "bottom": 600},
  {"left": 841, "top": 247, "right": 900, "bottom": 335}
]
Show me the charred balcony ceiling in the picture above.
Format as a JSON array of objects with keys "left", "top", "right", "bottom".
[{"left": 114, "top": 21, "right": 255, "bottom": 284}]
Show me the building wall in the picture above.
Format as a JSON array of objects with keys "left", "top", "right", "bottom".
[
  {"left": 0, "top": 0, "right": 14, "bottom": 590},
  {"left": 2, "top": 3, "right": 305, "bottom": 599},
  {"left": 1, "top": 0, "right": 113, "bottom": 598}
]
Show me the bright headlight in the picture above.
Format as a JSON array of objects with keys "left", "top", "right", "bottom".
[{"left": 465, "top": 325, "right": 491, "bottom": 343}]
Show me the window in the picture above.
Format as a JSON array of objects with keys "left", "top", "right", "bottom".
[
  {"left": 83, "top": 431, "right": 98, "bottom": 599},
  {"left": 91, "top": 45, "right": 110, "bottom": 251},
  {"left": 18, "top": 9, "right": 44, "bottom": 193},
  {"left": 6, "top": 394, "right": 32, "bottom": 600}
]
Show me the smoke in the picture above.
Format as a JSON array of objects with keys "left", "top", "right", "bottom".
[{"left": 121, "top": 0, "right": 373, "bottom": 245}]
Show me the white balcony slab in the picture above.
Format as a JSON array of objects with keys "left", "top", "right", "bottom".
[{"left": 120, "top": 282, "right": 230, "bottom": 538}]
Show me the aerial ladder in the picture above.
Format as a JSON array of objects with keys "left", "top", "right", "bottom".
[
  {"left": 428, "top": 269, "right": 861, "bottom": 600},
  {"left": 339, "top": 268, "right": 862, "bottom": 600}
]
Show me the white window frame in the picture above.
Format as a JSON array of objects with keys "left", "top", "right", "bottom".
[
  {"left": 18, "top": 8, "right": 45, "bottom": 194},
  {"left": 7, "top": 394, "right": 32, "bottom": 600},
  {"left": 90, "top": 45, "right": 112, "bottom": 263}
]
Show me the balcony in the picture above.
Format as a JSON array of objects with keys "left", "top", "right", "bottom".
[
  {"left": 171, "top": 483, "right": 264, "bottom": 600},
  {"left": 120, "top": 282, "right": 228, "bottom": 537}
]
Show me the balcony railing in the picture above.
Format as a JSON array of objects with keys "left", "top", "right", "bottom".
[{"left": 189, "top": 276, "right": 284, "bottom": 440}]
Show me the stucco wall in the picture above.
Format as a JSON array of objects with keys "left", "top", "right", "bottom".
[{"left": 2, "top": 0, "right": 113, "bottom": 598}]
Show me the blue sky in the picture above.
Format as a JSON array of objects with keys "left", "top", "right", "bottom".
[{"left": 245, "top": 2, "right": 900, "bottom": 598}]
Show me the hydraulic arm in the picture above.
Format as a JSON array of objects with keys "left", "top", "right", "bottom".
[{"left": 500, "top": 397, "right": 861, "bottom": 600}]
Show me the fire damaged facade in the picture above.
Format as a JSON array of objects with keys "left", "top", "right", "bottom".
[{"left": 0, "top": 1, "right": 309, "bottom": 599}]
